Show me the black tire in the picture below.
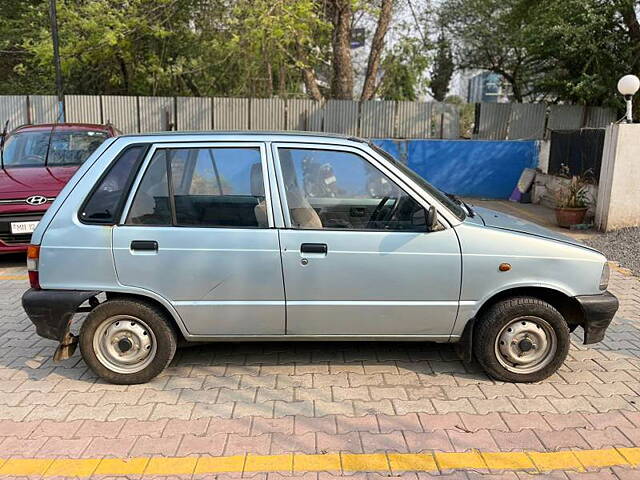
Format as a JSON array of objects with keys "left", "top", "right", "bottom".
[
  {"left": 79, "top": 299, "right": 177, "bottom": 384},
  {"left": 473, "top": 296, "right": 570, "bottom": 383}
]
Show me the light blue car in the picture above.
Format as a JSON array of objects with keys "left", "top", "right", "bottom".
[{"left": 22, "top": 132, "right": 618, "bottom": 384}]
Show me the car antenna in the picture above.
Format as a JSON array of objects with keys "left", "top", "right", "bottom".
[
  {"left": 0, "top": 120, "right": 9, "bottom": 170},
  {"left": 44, "top": 109, "right": 62, "bottom": 168}
]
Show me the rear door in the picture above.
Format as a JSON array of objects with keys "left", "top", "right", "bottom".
[
  {"left": 112, "top": 142, "right": 285, "bottom": 336},
  {"left": 273, "top": 143, "right": 462, "bottom": 337}
]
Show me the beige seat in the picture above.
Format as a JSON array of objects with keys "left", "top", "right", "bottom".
[
  {"left": 286, "top": 189, "right": 322, "bottom": 229},
  {"left": 250, "top": 163, "right": 269, "bottom": 228}
]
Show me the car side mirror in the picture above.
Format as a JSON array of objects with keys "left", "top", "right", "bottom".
[{"left": 427, "top": 205, "right": 438, "bottom": 231}]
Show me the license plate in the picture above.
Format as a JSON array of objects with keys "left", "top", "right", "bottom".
[{"left": 10, "top": 221, "right": 39, "bottom": 235}]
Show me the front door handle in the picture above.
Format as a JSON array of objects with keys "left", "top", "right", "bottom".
[
  {"left": 131, "top": 240, "right": 158, "bottom": 251},
  {"left": 300, "top": 243, "right": 327, "bottom": 254}
]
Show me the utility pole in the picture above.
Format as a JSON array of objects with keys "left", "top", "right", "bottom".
[{"left": 49, "top": 0, "right": 64, "bottom": 122}]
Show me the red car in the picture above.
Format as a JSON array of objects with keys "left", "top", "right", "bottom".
[{"left": 0, "top": 123, "right": 118, "bottom": 253}]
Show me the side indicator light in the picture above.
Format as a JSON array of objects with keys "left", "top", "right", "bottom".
[{"left": 499, "top": 263, "right": 512, "bottom": 272}]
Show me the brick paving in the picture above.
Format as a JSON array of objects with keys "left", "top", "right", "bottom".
[{"left": 1, "top": 257, "right": 640, "bottom": 478}]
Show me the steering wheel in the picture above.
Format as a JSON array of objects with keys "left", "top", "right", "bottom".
[{"left": 366, "top": 196, "right": 390, "bottom": 229}]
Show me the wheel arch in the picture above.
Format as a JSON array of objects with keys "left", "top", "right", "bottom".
[
  {"left": 456, "top": 286, "right": 583, "bottom": 364},
  {"left": 103, "top": 291, "right": 188, "bottom": 343},
  {"left": 474, "top": 286, "right": 584, "bottom": 330}
]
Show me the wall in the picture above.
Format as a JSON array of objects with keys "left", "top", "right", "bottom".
[
  {"left": 596, "top": 123, "right": 640, "bottom": 231},
  {"left": 374, "top": 139, "right": 539, "bottom": 199}
]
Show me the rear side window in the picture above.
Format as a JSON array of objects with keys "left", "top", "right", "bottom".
[
  {"left": 125, "top": 147, "right": 266, "bottom": 228},
  {"left": 80, "top": 145, "right": 147, "bottom": 224}
]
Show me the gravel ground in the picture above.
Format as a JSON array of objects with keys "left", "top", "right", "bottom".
[{"left": 584, "top": 226, "right": 640, "bottom": 276}]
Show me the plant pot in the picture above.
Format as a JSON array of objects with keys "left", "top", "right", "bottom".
[{"left": 555, "top": 207, "right": 587, "bottom": 228}]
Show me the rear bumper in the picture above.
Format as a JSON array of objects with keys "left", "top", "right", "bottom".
[
  {"left": 575, "top": 291, "right": 619, "bottom": 344},
  {"left": 22, "top": 288, "right": 100, "bottom": 342}
]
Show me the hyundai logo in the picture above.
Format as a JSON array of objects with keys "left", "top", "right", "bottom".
[{"left": 25, "top": 195, "right": 48, "bottom": 206}]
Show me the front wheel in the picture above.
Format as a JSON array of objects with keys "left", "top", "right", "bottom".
[
  {"left": 473, "top": 296, "right": 570, "bottom": 383},
  {"left": 79, "top": 299, "right": 177, "bottom": 384}
]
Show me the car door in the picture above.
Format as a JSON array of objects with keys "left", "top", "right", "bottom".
[
  {"left": 112, "top": 142, "right": 285, "bottom": 336},
  {"left": 273, "top": 143, "right": 462, "bottom": 337}
]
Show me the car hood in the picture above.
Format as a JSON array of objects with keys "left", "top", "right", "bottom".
[
  {"left": 470, "top": 206, "right": 596, "bottom": 251},
  {"left": 0, "top": 166, "right": 77, "bottom": 198}
]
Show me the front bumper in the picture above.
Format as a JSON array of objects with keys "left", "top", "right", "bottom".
[
  {"left": 22, "top": 288, "right": 100, "bottom": 342},
  {"left": 0, "top": 213, "right": 45, "bottom": 253},
  {"left": 575, "top": 291, "right": 619, "bottom": 344}
]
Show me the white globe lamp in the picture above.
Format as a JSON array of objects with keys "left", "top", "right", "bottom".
[{"left": 617, "top": 75, "right": 640, "bottom": 123}]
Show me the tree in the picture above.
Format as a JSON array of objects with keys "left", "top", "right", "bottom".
[
  {"left": 360, "top": 0, "right": 394, "bottom": 100},
  {"left": 429, "top": 31, "right": 454, "bottom": 101},
  {"left": 440, "top": 0, "right": 536, "bottom": 102},
  {"left": 379, "top": 38, "right": 429, "bottom": 101},
  {"left": 441, "top": 0, "right": 637, "bottom": 106}
]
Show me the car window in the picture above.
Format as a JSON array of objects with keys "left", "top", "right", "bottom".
[
  {"left": 126, "top": 146, "right": 267, "bottom": 228},
  {"left": 80, "top": 145, "right": 147, "bottom": 224},
  {"left": 3, "top": 129, "right": 109, "bottom": 167},
  {"left": 126, "top": 151, "right": 171, "bottom": 225},
  {"left": 278, "top": 148, "right": 427, "bottom": 231}
]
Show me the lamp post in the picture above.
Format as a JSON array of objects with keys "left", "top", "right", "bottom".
[
  {"left": 49, "top": 0, "right": 64, "bottom": 122},
  {"left": 617, "top": 74, "right": 640, "bottom": 123}
]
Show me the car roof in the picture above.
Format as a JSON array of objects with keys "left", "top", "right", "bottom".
[
  {"left": 118, "top": 130, "right": 369, "bottom": 144},
  {"left": 11, "top": 123, "right": 113, "bottom": 133}
]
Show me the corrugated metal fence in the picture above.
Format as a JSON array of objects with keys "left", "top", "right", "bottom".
[
  {"left": 0, "top": 95, "right": 615, "bottom": 140},
  {"left": 474, "top": 102, "right": 616, "bottom": 140}
]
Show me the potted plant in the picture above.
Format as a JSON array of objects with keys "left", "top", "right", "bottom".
[{"left": 553, "top": 170, "right": 592, "bottom": 228}]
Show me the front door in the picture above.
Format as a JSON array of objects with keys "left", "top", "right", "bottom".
[
  {"left": 112, "top": 142, "right": 285, "bottom": 336},
  {"left": 274, "top": 144, "right": 461, "bottom": 337}
]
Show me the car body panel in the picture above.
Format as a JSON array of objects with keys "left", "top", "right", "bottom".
[
  {"left": 30, "top": 132, "right": 613, "bottom": 346},
  {"left": 451, "top": 221, "right": 606, "bottom": 337},
  {"left": 472, "top": 206, "right": 594, "bottom": 250}
]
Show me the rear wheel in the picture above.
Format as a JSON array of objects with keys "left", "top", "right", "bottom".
[
  {"left": 80, "top": 299, "right": 177, "bottom": 384},
  {"left": 473, "top": 296, "right": 570, "bottom": 383}
]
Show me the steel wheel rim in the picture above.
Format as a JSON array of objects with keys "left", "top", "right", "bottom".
[
  {"left": 93, "top": 315, "right": 157, "bottom": 374},
  {"left": 494, "top": 316, "right": 557, "bottom": 374}
]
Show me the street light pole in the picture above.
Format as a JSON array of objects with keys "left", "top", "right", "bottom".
[
  {"left": 617, "top": 75, "right": 640, "bottom": 123},
  {"left": 49, "top": 0, "right": 64, "bottom": 122}
]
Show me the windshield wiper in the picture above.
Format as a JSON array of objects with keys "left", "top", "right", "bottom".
[
  {"left": 0, "top": 120, "right": 8, "bottom": 170},
  {"left": 446, "top": 193, "right": 475, "bottom": 218}
]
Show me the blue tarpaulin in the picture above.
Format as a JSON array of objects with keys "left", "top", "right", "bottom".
[{"left": 373, "top": 139, "right": 539, "bottom": 199}]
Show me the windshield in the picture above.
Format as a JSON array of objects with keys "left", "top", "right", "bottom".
[
  {"left": 370, "top": 143, "right": 466, "bottom": 221},
  {"left": 2, "top": 129, "right": 109, "bottom": 168}
]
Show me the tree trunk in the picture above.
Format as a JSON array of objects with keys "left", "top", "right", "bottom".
[
  {"left": 360, "top": 0, "right": 394, "bottom": 101},
  {"left": 620, "top": 1, "right": 640, "bottom": 70},
  {"left": 329, "top": 0, "right": 354, "bottom": 99},
  {"left": 265, "top": 60, "right": 273, "bottom": 97},
  {"left": 302, "top": 68, "right": 323, "bottom": 101},
  {"left": 117, "top": 55, "right": 129, "bottom": 94},
  {"left": 278, "top": 64, "right": 286, "bottom": 96},
  {"left": 499, "top": 71, "right": 523, "bottom": 102}
]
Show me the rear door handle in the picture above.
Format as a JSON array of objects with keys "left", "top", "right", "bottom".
[
  {"left": 300, "top": 243, "right": 327, "bottom": 254},
  {"left": 131, "top": 240, "right": 158, "bottom": 251}
]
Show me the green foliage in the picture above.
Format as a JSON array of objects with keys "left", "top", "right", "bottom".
[
  {"left": 379, "top": 38, "right": 429, "bottom": 101},
  {"left": 441, "top": 0, "right": 634, "bottom": 106},
  {"left": 0, "top": 0, "right": 330, "bottom": 96},
  {"left": 429, "top": 32, "right": 454, "bottom": 101}
]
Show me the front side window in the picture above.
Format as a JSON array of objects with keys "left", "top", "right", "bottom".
[
  {"left": 278, "top": 148, "right": 427, "bottom": 231},
  {"left": 81, "top": 145, "right": 147, "bottom": 224},
  {"left": 126, "top": 147, "right": 267, "bottom": 228}
]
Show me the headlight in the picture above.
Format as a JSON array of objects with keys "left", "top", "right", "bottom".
[{"left": 599, "top": 263, "right": 610, "bottom": 291}]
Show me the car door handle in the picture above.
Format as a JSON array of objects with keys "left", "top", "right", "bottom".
[
  {"left": 300, "top": 243, "right": 327, "bottom": 254},
  {"left": 130, "top": 240, "right": 158, "bottom": 251}
]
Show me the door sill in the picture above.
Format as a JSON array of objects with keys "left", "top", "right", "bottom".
[{"left": 182, "top": 334, "right": 457, "bottom": 343}]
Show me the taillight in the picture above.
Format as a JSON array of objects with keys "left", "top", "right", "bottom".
[{"left": 27, "top": 245, "right": 40, "bottom": 289}]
